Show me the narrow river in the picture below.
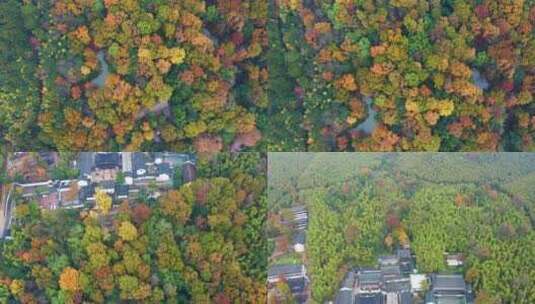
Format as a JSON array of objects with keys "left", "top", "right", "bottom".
[{"left": 91, "top": 50, "right": 109, "bottom": 87}]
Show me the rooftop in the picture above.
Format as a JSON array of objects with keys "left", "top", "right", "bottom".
[
  {"left": 384, "top": 277, "right": 410, "bottom": 293},
  {"left": 378, "top": 255, "right": 399, "bottom": 266},
  {"left": 133, "top": 152, "right": 152, "bottom": 177},
  {"left": 335, "top": 290, "right": 354, "bottom": 304},
  {"left": 358, "top": 270, "right": 383, "bottom": 284},
  {"left": 293, "top": 231, "right": 306, "bottom": 245},
  {"left": 286, "top": 276, "right": 307, "bottom": 294},
  {"left": 95, "top": 153, "right": 121, "bottom": 169},
  {"left": 396, "top": 249, "right": 411, "bottom": 260},
  {"left": 341, "top": 271, "right": 356, "bottom": 289},
  {"left": 355, "top": 292, "right": 384, "bottom": 304},
  {"left": 268, "top": 264, "right": 304, "bottom": 278},
  {"left": 431, "top": 274, "right": 466, "bottom": 292},
  {"left": 381, "top": 265, "right": 401, "bottom": 278},
  {"left": 399, "top": 291, "right": 412, "bottom": 304},
  {"left": 434, "top": 295, "right": 467, "bottom": 304},
  {"left": 157, "top": 162, "right": 172, "bottom": 175},
  {"left": 182, "top": 161, "right": 197, "bottom": 183}
]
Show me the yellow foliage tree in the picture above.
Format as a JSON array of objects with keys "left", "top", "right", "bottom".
[
  {"left": 405, "top": 100, "right": 419, "bottom": 113},
  {"left": 95, "top": 189, "right": 112, "bottom": 215},
  {"left": 437, "top": 99, "right": 455, "bottom": 116},
  {"left": 9, "top": 279, "right": 24, "bottom": 296},
  {"left": 168, "top": 47, "right": 186, "bottom": 65},
  {"left": 118, "top": 221, "right": 138, "bottom": 241},
  {"left": 59, "top": 267, "right": 80, "bottom": 292}
]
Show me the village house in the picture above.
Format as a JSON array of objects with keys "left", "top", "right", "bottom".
[
  {"left": 290, "top": 205, "right": 308, "bottom": 230},
  {"left": 293, "top": 230, "right": 306, "bottom": 253},
  {"left": 425, "top": 274, "right": 473, "bottom": 304},
  {"left": 182, "top": 160, "right": 197, "bottom": 184},
  {"left": 335, "top": 271, "right": 356, "bottom": 304},
  {"left": 445, "top": 253, "right": 464, "bottom": 267},
  {"left": 14, "top": 152, "right": 195, "bottom": 207},
  {"left": 268, "top": 264, "right": 309, "bottom": 303},
  {"left": 335, "top": 250, "right": 416, "bottom": 304}
]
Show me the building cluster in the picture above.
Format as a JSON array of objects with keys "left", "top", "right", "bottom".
[
  {"left": 335, "top": 249, "right": 413, "bottom": 304},
  {"left": 425, "top": 274, "right": 474, "bottom": 304},
  {"left": 289, "top": 205, "right": 308, "bottom": 253},
  {"left": 268, "top": 264, "right": 309, "bottom": 303},
  {"left": 18, "top": 179, "right": 81, "bottom": 210},
  {"left": 12, "top": 152, "right": 196, "bottom": 211},
  {"left": 335, "top": 250, "right": 473, "bottom": 304},
  {"left": 268, "top": 205, "right": 309, "bottom": 303}
]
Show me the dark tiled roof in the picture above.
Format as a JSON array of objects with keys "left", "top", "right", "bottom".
[
  {"left": 433, "top": 295, "right": 466, "bottom": 304},
  {"left": 157, "top": 162, "right": 172, "bottom": 175},
  {"left": 355, "top": 292, "right": 384, "bottom": 304},
  {"left": 132, "top": 152, "right": 151, "bottom": 176},
  {"left": 384, "top": 277, "right": 410, "bottom": 293},
  {"left": 397, "top": 249, "right": 411, "bottom": 259},
  {"left": 79, "top": 184, "right": 95, "bottom": 201},
  {"left": 290, "top": 205, "right": 307, "bottom": 213},
  {"left": 153, "top": 152, "right": 165, "bottom": 160},
  {"left": 399, "top": 291, "right": 412, "bottom": 304},
  {"left": 341, "top": 271, "right": 356, "bottom": 289},
  {"left": 268, "top": 264, "right": 303, "bottom": 277},
  {"left": 293, "top": 231, "right": 306, "bottom": 244},
  {"left": 115, "top": 184, "right": 129, "bottom": 197},
  {"left": 100, "top": 180, "right": 115, "bottom": 190},
  {"left": 182, "top": 161, "right": 196, "bottom": 183},
  {"left": 378, "top": 255, "right": 399, "bottom": 266},
  {"left": 381, "top": 265, "right": 401, "bottom": 278},
  {"left": 358, "top": 270, "right": 382, "bottom": 284},
  {"left": 95, "top": 153, "right": 121, "bottom": 169},
  {"left": 287, "top": 277, "right": 306, "bottom": 294},
  {"left": 335, "top": 290, "right": 354, "bottom": 304},
  {"left": 399, "top": 261, "right": 413, "bottom": 274},
  {"left": 431, "top": 274, "right": 466, "bottom": 292}
]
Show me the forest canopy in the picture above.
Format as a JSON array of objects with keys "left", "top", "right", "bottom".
[
  {"left": 2, "top": 1, "right": 535, "bottom": 151},
  {"left": 270, "top": 0, "right": 535, "bottom": 151},
  {"left": 0, "top": 0, "right": 268, "bottom": 152},
  {"left": 0, "top": 153, "right": 267, "bottom": 303}
]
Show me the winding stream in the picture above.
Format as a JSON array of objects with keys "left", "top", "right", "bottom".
[
  {"left": 356, "top": 96, "right": 378, "bottom": 133},
  {"left": 472, "top": 68, "right": 489, "bottom": 91},
  {"left": 91, "top": 51, "right": 109, "bottom": 87}
]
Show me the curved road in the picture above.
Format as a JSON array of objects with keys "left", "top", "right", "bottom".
[
  {"left": 0, "top": 183, "right": 13, "bottom": 238},
  {"left": 0, "top": 154, "right": 13, "bottom": 239}
]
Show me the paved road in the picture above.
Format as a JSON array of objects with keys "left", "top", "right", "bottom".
[
  {"left": 1, "top": 154, "right": 14, "bottom": 239},
  {"left": 0, "top": 186, "right": 5, "bottom": 238},
  {"left": 0, "top": 153, "right": 8, "bottom": 238},
  {"left": 78, "top": 152, "right": 94, "bottom": 178},
  {"left": 0, "top": 184, "right": 13, "bottom": 238}
]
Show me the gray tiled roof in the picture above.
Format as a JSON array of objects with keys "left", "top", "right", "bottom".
[
  {"left": 95, "top": 153, "right": 121, "bottom": 169},
  {"left": 335, "top": 290, "right": 354, "bottom": 304},
  {"left": 355, "top": 292, "right": 384, "bottom": 304},
  {"left": 293, "top": 231, "right": 306, "bottom": 244},
  {"left": 268, "top": 264, "right": 303, "bottom": 277},
  {"left": 432, "top": 274, "right": 466, "bottom": 292},
  {"left": 358, "top": 270, "right": 382, "bottom": 284},
  {"left": 182, "top": 161, "right": 196, "bottom": 183}
]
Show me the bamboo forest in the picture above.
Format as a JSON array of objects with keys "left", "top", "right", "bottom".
[{"left": 268, "top": 153, "right": 535, "bottom": 303}]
